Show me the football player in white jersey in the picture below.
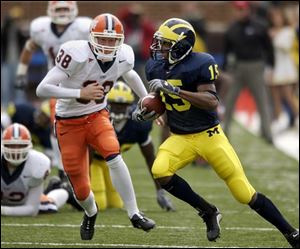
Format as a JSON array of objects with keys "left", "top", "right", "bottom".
[
  {"left": 36, "top": 13, "right": 156, "bottom": 240},
  {"left": 16, "top": 1, "right": 92, "bottom": 88},
  {"left": 1, "top": 123, "right": 69, "bottom": 216},
  {"left": 15, "top": 1, "right": 92, "bottom": 180}
]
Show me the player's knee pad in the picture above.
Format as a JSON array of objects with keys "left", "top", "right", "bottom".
[
  {"left": 151, "top": 152, "right": 171, "bottom": 179},
  {"left": 226, "top": 177, "right": 256, "bottom": 204}
]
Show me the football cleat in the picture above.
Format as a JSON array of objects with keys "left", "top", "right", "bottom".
[
  {"left": 198, "top": 207, "right": 222, "bottom": 242},
  {"left": 130, "top": 213, "right": 155, "bottom": 232},
  {"left": 284, "top": 229, "right": 299, "bottom": 248},
  {"left": 80, "top": 211, "right": 98, "bottom": 240},
  {"left": 157, "top": 189, "right": 176, "bottom": 211}
]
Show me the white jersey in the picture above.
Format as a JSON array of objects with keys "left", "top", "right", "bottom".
[
  {"left": 30, "top": 16, "right": 92, "bottom": 70},
  {"left": 54, "top": 40, "right": 135, "bottom": 117},
  {"left": 1, "top": 150, "right": 50, "bottom": 206}
]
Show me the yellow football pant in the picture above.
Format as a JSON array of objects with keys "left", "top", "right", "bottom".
[
  {"left": 90, "top": 158, "right": 123, "bottom": 210},
  {"left": 152, "top": 124, "right": 256, "bottom": 204}
]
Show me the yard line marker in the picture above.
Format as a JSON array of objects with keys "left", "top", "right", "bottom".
[
  {"left": 0, "top": 242, "right": 269, "bottom": 248},
  {"left": 1, "top": 223, "right": 276, "bottom": 231}
]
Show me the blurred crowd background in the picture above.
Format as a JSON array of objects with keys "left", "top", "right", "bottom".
[{"left": 1, "top": 1, "right": 299, "bottom": 152}]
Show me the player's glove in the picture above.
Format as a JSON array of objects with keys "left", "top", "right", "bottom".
[
  {"left": 132, "top": 102, "right": 159, "bottom": 122},
  {"left": 148, "top": 79, "right": 180, "bottom": 96},
  {"left": 15, "top": 74, "right": 27, "bottom": 89}
]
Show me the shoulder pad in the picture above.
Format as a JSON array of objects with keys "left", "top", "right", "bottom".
[
  {"left": 30, "top": 16, "right": 51, "bottom": 35},
  {"left": 119, "top": 44, "right": 134, "bottom": 67},
  {"left": 28, "top": 150, "right": 51, "bottom": 179},
  {"left": 58, "top": 40, "right": 89, "bottom": 63},
  {"left": 55, "top": 40, "right": 89, "bottom": 75}
]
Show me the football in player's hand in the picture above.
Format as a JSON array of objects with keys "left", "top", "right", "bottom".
[{"left": 140, "top": 92, "right": 166, "bottom": 116}]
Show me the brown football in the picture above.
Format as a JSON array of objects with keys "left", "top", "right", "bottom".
[{"left": 140, "top": 92, "right": 166, "bottom": 115}]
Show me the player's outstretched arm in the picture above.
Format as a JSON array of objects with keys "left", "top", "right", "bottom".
[{"left": 122, "top": 69, "right": 148, "bottom": 98}]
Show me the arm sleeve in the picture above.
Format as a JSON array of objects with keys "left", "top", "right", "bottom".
[
  {"left": 1, "top": 184, "right": 43, "bottom": 216},
  {"left": 36, "top": 66, "right": 81, "bottom": 99},
  {"left": 122, "top": 69, "right": 148, "bottom": 98}
]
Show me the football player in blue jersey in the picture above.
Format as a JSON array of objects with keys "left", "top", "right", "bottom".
[
  {"left": 90, "top": 81, "right": 175, "bottom": 212},
  {"left": 132, "top": 18, "right": 299, "bottom": 247}
]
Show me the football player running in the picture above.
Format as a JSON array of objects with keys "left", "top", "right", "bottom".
[
  {"left": 90, "top": 80, "right": 175, "bottom": 211},
  {"left": 133, "top": 18, "right": 299, "bottom": 247},
  {"left": 1, "top": 123, "right": 69, "bottom": 216},
  {"left": 36, "top": 13, "right": 155, "bottom": 240}
]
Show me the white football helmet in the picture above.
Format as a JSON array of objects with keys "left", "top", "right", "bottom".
[
  {"left": 47, "top": 1, "right": 78, "bottom": 25},
  {"left": 1, "top": 123, "right": 32, "bottom": 166},
  {"left": 89, "top": 13, "right": 124, "bottom": 61}
]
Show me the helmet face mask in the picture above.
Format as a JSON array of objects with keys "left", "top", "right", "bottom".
[
  {"left": 108, "top": 103, "right": 132, "bottom": 122},
  {"left": 1, "top": 123, "right": 32, "bottom": 166},
  {"left": 150, "top": 18, "right": 195, "bottom": 65},
  {"left": 47, "top": 1, "right": 78, "bottom": 25},
  {"left": 150, "top": 35, "right": 173, "bottom": 62},
  {"left": 89, "top": 14, "right": 124, "bottom": 61},
  {"left": 107, "top": 81, "right": 134, "bottom": 123}
]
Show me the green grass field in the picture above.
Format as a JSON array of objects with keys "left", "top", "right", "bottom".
[{"left": 1, "top": 121, "right": 299, "bottom": 248}]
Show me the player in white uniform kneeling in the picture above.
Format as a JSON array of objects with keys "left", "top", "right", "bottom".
[{"left": 1, "top": 123, "right": 68, "bottom": 216}]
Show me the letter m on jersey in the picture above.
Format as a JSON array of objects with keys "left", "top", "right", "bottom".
[{"left": 206, "top": 127, "right": 219, "bottom": 137}]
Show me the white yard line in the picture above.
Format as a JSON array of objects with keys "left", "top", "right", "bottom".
[
  {"left": 1, "top": 223, "right": 277, "bottom": 231},
  {"left": 0, "top": 242, "right": 271, "bottom": 248}
]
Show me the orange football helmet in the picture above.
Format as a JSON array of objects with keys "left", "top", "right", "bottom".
[
  {"left": 47, "top": 1, "right": 78, "bottom": 25},
  {"left": 89, "top": 13, "right": 124, "bottom": 61},
  {"left": 1, "top": 123, "right": 32, "bottom": 166}
]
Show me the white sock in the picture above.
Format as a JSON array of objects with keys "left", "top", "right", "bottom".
[
  {"left": 47, "top": 189, "right": 68, "bottom": 209},
  {"left": 78, "top": 191, "right": 97, "bottom": 217},
  {"left": 106, "top": 155, "right": 139, "bottom": 218}
]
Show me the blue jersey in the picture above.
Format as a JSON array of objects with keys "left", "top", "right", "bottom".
[
  {"left": 94, "top": 106, "right": 152, "bottom": 160},
  {"left": 145, "top": 52, "right": 219, "bottom": 134},
  {"left": 117, "top": 117, "right": 152, "bottom": 152}
]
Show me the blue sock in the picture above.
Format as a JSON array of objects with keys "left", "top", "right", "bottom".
[
  {"left": 161, "top": 174, "right": 215, "bottom": 214},
  {"left": 249, "top": 193, "right": 295, "bottom": 235}
]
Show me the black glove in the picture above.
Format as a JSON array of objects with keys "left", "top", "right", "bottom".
[
  {"left": 148, "top": 79, "right": 180, "bottom": 95},
  {"left": 132, "top": 102, "right": 160, "bottom": 122},
  {"left": 15, "top": 74, "right": 27, "bottom": 89}
]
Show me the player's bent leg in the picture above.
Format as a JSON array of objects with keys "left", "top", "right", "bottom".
[
  {"left": 249, "top": 192, "right": 299, "bottom": 248},
  {"left": 106, "top": 154, "right": 155, "bottom": 232},
  {"left": 90, "top": 159, "right": 107, "bottom": 210},
  {"left": 152, "top": 149, "right": 222, "bottom": 242},
  {"left": 207, "top": 133, "right": 298, "bottom": 247},
  {"left": 100, "top": 160, "right": 123, "bottom": 209}
]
